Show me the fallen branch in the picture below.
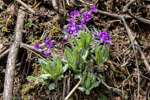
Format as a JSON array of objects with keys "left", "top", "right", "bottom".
[
  {"left": 19, "top": 42, "right": 43, "bottom": 54},
  {"left": 65, "top": 76, "right": 84, "bottom": 100},
  {"left": 3, "top": 6, "right": 25, "bottom": 100},
  {"left": 121, "top": 17, "right": 140, "bottom": 100},
  {"left": 0, "top": 49, "right": 9, "bottom": 61},
  {"left": 16, "top": 0, "right": 35, "bottom": 13},
  {"left": 20, "top": 43, "right": 46, "bottom": 61},
  {"left": 63, "top": 75, "right": 68, "bottom": 100},
  {"left": 97, "top": 77, "right": 127, "bottom": 100},
  {"left": 122, "top": 0, "right": 150, "bottom": 25},
  {"left": 122, "top": 0, "right": 136, "bottom": 13},
  {"left": 127, "top": 11, "right": 150, "bottom": 25}
]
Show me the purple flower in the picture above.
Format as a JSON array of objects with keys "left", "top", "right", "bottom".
[
  {"left": 44, "top": 49, "right": 51, "bottom": 56},
  {"left": 77, "top": 36, "right": 80, "bottom": 39},
  {"left": 35, "top": 43, "right": 39, "bottom": 50},
  {"left": 76, "top": 25, "right": 80, "bottom": 32},
  {"left": 69, "top": 19, "right": 76, "bottom": 26},
  {"left": 68, "top": 27, "right": 75, "bottom": 36},
  {"left": 84, "top": 12, "right": 92, "bottom": 21},
  {"left": 99, "top": 32, "right": 106, "bottom": 39},
  {"left": 81, "top": 19, "right": 87, "bottom": 24},
  {"left": 44, "top": 51, "right": 51, "bottom": 56},
  {"left": 70, "top": 10, "right": 78, "bottom": 19},
  {"left": 99, "top": 41, "right": 105, "bottom": 45},
  {"left": 51, "top": 41, "right": 56, "bottom": 47},
  {"left": 94, "top": 33, "right": 98, "bottom": 37},
  {"left": 62, "top": 37, "right": 68, "bottom": 43},
  {"left": 110, "top": 42, "right": 114, "bottom": 46},
  {"left": 45, "top": 40, "right": 51, "bottom": 48},
  {"left": 102, "top": 34, "right": 110, "bottom": 43},
  {"left": 91, "top": 6, "right": 97, "bottom": 13},
  {"left": 80, "top": 23, "right": 84, "bottom": 30},
  {"left": 78, "top": 11, "right": 81, "bottom": 14}
]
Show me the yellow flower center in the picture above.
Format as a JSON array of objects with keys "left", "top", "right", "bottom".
[
  {"left": 106, "top": 37, "right": 109, "bottom": 40},
  {"left": 70, "top": 31, "right": 72, "bottom": 34},
  {"left": 83, "top": 21, "right": 85, "bottom": 23},
  {"left": 86, "top": 16, "right": 89, "bottom": 18},
  {"left": 74, "top": 14, "right": 76, "bottom": 16}
]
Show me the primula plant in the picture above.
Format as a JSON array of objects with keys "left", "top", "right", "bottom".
[{"left": 27, "top": 6, "right": 113, "bottom": 96}]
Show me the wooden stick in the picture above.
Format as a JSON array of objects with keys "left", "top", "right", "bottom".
[
  {"left": 122, "top": 0, "right": 136, "bottom": 12},
  {"left": 65, "top": 76, "right": 84, "bottom": 100},
  {"left": 3, "top": 6, "right": 25, "bottom": 100},
  {"left": 97, "top": 77, "right": 127, "bottom": 100},
  {"left": 0, "top": 49, "right": 9, "bottom": 61},
  {"left": 16, "top": 0, "right": 35, "bottom": 13}
]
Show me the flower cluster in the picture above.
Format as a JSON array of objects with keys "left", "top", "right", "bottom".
[
  {"left": 34, "top": 40, "right": 56, "bottom": 56},
  {"left": 95, "top": 32, "right": 114, "bottom": 46},
  {"left": 62, "top": 6, "right": 98, "bottom": 42}
]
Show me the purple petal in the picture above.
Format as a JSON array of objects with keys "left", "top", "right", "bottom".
[
  {"left": 91, "top": 6, "right": 98, "bottom": 13},
  {"left": 81, "top": 19, "right": 87, "bottom": 24},
  {"left": 45, "top": 40, "right": 51, "bottom": 48},
  {"left": 94, "top": 33, "right": 98, "bottom": 37},
  {"left": 35, "top": 43, "right": 39, "bottom": 50},
  {"left": 84, "top": 12, "right": 92, "bottom": 21},
  {"left": 99, "top": 32, "right": 106, "bottom": 39},
  {"left": 102, "top": 33, "right": 111, "bottom": 43},
  {"left": 51, "top": 41, "right": 56, "bottom": 47},
  {"left": 68, "top": 27, "right": 75, "bottom": 36},
  {"left": 99, "top": 41, "right": 105, "bottom": 45},
  {"left": 62, "top": 37, "right": 68, "bottom": 43}
]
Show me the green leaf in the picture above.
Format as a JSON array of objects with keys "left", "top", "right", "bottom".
[
  {"left": 81, "top": 73, "right": 87, "bottom": 85},
  {"left": 27, "top": 76, "right": 39, "bottom": 81},
  {"left": 125, "top": 95, "right": 128, "bottom": 99},
  {"left": 57, "top": 74, "right": 63, "bottom": 80},
  {"left": 78, "top": 87, "right": 85, "bottom": 92},
  {"left": 40, "top": 74, "right": 51, "bottom": 79},
  {"left": 38, "top": 79, "right": 45, "bottom": 85},
  {"left": 48, "top": 83, "right": 55, "bottom": 90},
  {"left": 73, "top": 37, "right": 78, "bottom": 46},
  {"left": 100, "top": 46, "right": 109, "bottom": 63},
  {"left": 38, "top": 58, "right": 47, "bottom": 66},
  {"left": 61, "top": 59, "right": 68, "bottom": 64},
  {"left": 56, "top": 57, "right": 62, "bottom": 72},
  {"left": 62, "top": 64, "right": 68, "bottom": 73},
  {"left": 74, "top": 74, "right": 82, "bottom": 79},
  {"left": 82, "top": 49, "right": 89, "bottom": 60},
  {"left": 99, "top": 93, "right": 107, "bottom": 100},
  {"left": 27, "top": 22, "right": 33, "bottom": 28},
  {"left": 27, "top": 76, "right": 45, "bottom": 85},
  {"left": 41, "top": 61, "right": 52, "bottom": 75},
  {"left": 89, "top": 81, "right": 100, "bottom": 90},
  {"left": 84, "top": 77, "right": 91, "bottom": 89},
  {"left": 65, "top": 47, "right": 74, "bottom": 64},
  {"left": 99, "top": 74, "right": 105, "bottom": 82},
  {"left": 85, "top": 33, "right": 91, "bottom": 48},
  {"left": 85, "top": 90, "right": 90, "bottom": 95},
  {"left": 91, "top": 74, "right": 96, "bottom": 83}
]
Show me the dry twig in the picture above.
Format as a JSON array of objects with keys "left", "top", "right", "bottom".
[
  {"left": 97, "top": 77, "right": 127, "bottom": 100},
  {"left": 3, "top": 6, "right": 25, "bottom": 100},
  {"left": 0, "top": 49, "right": 9, "bottom": 61},
  {"left": 122, "top": 0, "right": 136, "bottom": 13},
  {"left": 16, "top": 0, "right": 35, "bottom": 13}
]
